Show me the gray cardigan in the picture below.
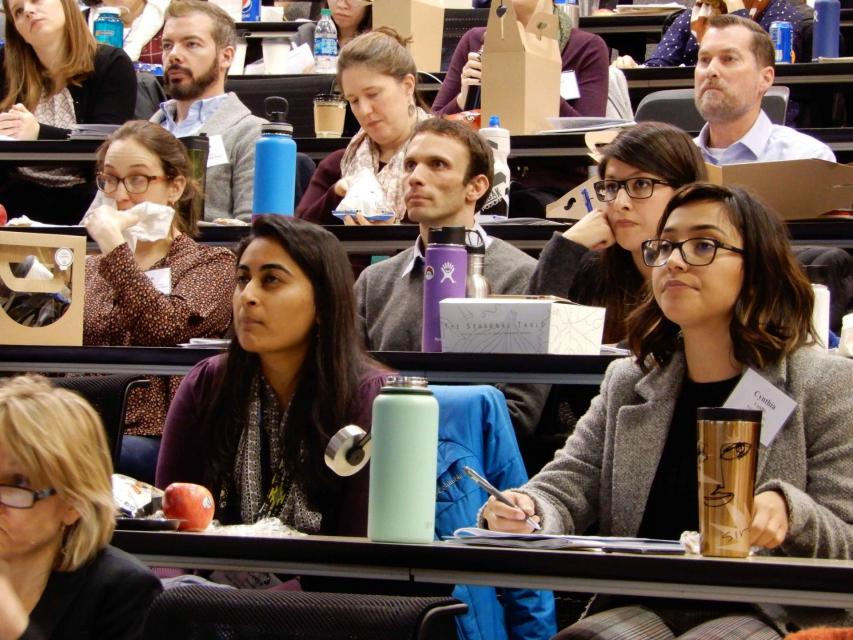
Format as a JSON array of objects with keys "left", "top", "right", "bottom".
[
  {"left": 151, "top": 92, "right": 265, "bottom": 221},
  {"left": 354, "top": 236, "right": 549, "bottom": 434},
  {"left": 510, "top": 346, "right": 853, "bottom": 631}
]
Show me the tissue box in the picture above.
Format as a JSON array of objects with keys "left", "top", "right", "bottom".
[
  {"left": 0, "top": 231, "right": 85, "bottom": 346},
  {"left": 440, "top": 297, "right": 605, "bottom": 355}
]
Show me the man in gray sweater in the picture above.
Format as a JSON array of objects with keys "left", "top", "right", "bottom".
[{"left": 354, "top": 119, "right": 547, "bottom": 435}]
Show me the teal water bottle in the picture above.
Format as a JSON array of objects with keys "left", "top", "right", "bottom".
[
  {"left": 368, "top": 377, "right": 439, "bottom": 544},
  {"left": 93, "top": 7, "right": 123, "bottom": 48}
]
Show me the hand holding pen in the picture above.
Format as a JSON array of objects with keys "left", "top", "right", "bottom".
[
  {"left": 561, "top": 189, "right": 615, "bottom": 252},
  {"left": 464, "top": 466, "right": 542, "bottom": 533}
]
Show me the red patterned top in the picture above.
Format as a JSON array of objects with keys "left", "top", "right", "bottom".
[{"left": 84, "top": 234, "right": 235, "bottom": 436}]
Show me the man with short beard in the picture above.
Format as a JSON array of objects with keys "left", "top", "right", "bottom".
[
  {"left": 151, "top": 0, "right": 264, "bottom": 220},
  {"left": 693, "top": 14, "right": 834, "bottom": 165}
]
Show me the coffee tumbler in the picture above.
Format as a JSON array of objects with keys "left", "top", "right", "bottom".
[
  {"left": 178, "top": 135, "right": 209, "bottom": 224},
  {"left": 697, "top": 407, "right": 762, "bottom": 558}
]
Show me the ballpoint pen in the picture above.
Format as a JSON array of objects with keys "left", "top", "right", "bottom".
[{"left": 463, "top": 466, "right": 542, "bottom": 531}]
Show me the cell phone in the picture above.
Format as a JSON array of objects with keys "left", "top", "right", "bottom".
[{"left": 332, "top": 210, "right": 395, "bottom": 222}]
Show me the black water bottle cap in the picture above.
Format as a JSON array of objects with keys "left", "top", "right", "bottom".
[
  {"left": 262, "top": 96, "right": 293, "bottom": 134},
  {"left": 466, "top": 229, "right": 485, "bottom": 255},
  {"left": 427, "top": 226, "right": 466, "bottom": 246}
]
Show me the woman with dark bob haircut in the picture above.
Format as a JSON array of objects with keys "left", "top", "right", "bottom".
[
  {"left": 528, "top": 122, "right": 707, "bottom": 343},
  {"left": 486, "top": 184, "right": 853, "bottom": 638},
  {"left": 156, "top": 216, "right": 390, "bottom": 535}
]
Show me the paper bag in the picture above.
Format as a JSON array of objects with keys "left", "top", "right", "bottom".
[
  {"left": 0, "top": 231, "right": 85, "bottom": 346},
  {"left": 706, "top": 159, "right": 853, "bottom": 220},
  {"left": 372, "top": 0, "right": 444, "bottom": 73},
  {"left": 481, "top": 0, "right": 562, "bottom": 135}
]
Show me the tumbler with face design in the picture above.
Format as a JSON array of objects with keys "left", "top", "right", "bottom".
[{"left": 697, "top": 407, "right": 761, "bottom": 558}]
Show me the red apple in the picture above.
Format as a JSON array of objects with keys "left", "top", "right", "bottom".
[
  {"left": 162, "top": 482, "right": 215, "bottom": 532},
  {"left": 0, "top": 204, "right": 7, "bottom": 226}
]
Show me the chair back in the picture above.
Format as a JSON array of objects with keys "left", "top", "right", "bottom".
[
  {"left": 53, "top": 375, "right": 150, "bottom": 466},
  {"left": 442, "top": 9, "right": 489, "bottom": 71},
  {"left": 142, "top": 587, "right": 467, "bottom": 640},
  {"left": 225, "top": 74, "right": 338, "bottom": 137},
  {"left": 634, "top": 86, "right": 790, "bottom": 130}
]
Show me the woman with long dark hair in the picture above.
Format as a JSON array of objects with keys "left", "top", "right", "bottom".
[
  {"left": 485, "top": 184, "right": 853, "bottom": 638},
  {"left": 156, "top": 216, "right": 389, "bottom": 535},
  {"left": 528, "top": 122, "right": 707, "bottom": 343}
]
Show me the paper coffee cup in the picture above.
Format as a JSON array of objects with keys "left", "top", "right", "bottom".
[{"left": 697, "top": 407, "right": 762, "bottom": 558}]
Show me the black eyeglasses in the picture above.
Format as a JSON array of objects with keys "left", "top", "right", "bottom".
[
  {"left": 642, "top": 237, "right": 745, "bottom": 267},
  {"left": 593, "top": 177, "right": 672, "bottom": 202},
  {"left": 96, "top": 173, "right": 167, "bottom": 195},
  {"left": 0, "top": 484, "right": 57, "bottom": 509}
]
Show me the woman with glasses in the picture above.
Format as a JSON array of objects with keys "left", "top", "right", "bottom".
[
  {"left": 528, "top": 122, "right": 707, "bottom": 343},
  {"left": 0, "top": 0, "right": 135, "bottom": 225},
  {"left": 484, "top": 183, "right": 853, "bottom": 639},
  {"left": 82, "top": 120, "right": 235, "bottom": 483},
  {"left": 0, "top": 375, "right": 161, "bottom": 639}
]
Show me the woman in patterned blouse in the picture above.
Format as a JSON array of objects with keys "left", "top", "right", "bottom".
[{"left": 83, "top": 120, "right": 235, "bottom": 483}]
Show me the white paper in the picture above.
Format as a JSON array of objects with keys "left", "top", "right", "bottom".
[
  {"left": 207, "top": 134, "right": 228, "bottom": 168},
  {"left": 145, "top": 267, "right": 172, "bottom": 295},
  {"left": 560, "top": 71, "right": 581, "bottom": 101},
  {"left": 723, "top": 368, "right": 798, "bottom": 446},
  {"left": 447, "top": 527, "right": 684, "bottom": 553}
]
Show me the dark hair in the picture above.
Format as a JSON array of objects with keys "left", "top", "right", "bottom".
[
  {"left": 574, "top": 122, "right": 707, "bottom": 343},
  {"left": 95, "top": 121, "right": 200, "bottom": 237},
  {"left": 165, "top": 0, "right": 237, "bottom": 50},
  {"left": 706, "top": 14, "right": 775, "bottom": 69},
  {"left": 627, "top": 182, "right": 816, "bottom": 372},
  {"left": 204, "top": 216, "right": 383, "bottom": 529},
  {"left": 411, "top": 118, "right": 494, "bottom": 212},
  {"left": 336, "top": 27, "right": 429, "bottom": 110},
  {"left": 1, "top": 0, "right": 97, "bottom": 111}
]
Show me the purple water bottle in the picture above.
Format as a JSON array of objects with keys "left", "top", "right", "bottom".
[{"left": 422, "top": 227, "right": 468, "bottom": 352}]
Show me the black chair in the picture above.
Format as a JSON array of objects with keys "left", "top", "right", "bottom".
[
  {"left": 53, "top": 375, "right": 150, "bottom": 467},
  {"left": 225, "top": 74, "right": 338, "bottom": 138},
  {"left": 142, "top": 587, "right": 467, "bottom": 640},
  {"left": 441, "top": 8, "right": 489, "bottom": 72},
  {"left": 794, "top": 245, "right": 853, "bottom": 334},
  {"left": 634, "top": 86, "right": 790, "bottom": 131}
]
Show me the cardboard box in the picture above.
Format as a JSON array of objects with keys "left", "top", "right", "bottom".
[
  {"left": 440, "top": 297, "right": 605, "bottom": 355},
  {"left": 481, "top": 0, "right": 562, "bottom": 135},
  {"left": 372, "top": 0, "right": 444, "bottom": 73},
  {"left": 704, "top": 159, "right": 853, "bottom": 220},
  {"left": 0, "top": 231, "right": 85, "bottom": 346}
]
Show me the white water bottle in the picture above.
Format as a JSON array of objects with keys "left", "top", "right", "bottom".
[
  {"left": 478, "top": 115, "right": 511, "bottom": 219},
  {"left": 314, "top": 8, "right": 338, "bottom": 74},
  {"left": 811, "top": 283, "right": 830, "bottom": 350}
]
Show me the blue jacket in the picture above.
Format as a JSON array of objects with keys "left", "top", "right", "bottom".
[{"left": 432, "top": 385, "right": 557, "bottom": 640}]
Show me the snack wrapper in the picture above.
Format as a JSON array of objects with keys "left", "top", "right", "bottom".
[
  {"left": 333, "top": 168, "right": 396, "bottom": 222},
  {"left": 113, "top": 473, "right": 164, "bottom": 518}
]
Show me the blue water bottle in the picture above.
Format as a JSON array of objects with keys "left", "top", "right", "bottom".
[
  {"left": 252, "top": 97, "right": 296, "bottom": 217},
  {"left": 812, "top": 0, "right": 840, "bottom": 60},
  {"left": 93, "top": 7, "right": 123, "bottom": 48}
]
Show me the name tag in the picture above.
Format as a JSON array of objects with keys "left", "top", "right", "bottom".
[
  {"left": 723, "top": 368, "right": 797, "bottom": 446},
  {"left": 207, "top": 134, "right": 229, "bottom": 168},
  {"left": 145, "top": 267, "right": 172, "bottom": 295},
  {"left": 560, "top": 71, "right": 581, "bottom": 101}
]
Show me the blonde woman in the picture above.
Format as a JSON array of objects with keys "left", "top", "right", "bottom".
[
  {"left": 0, "top": 0, "right": 135, "bottom": 223},
  {"left": 0, "top": 376, "right": 161, "bottom": 640}
]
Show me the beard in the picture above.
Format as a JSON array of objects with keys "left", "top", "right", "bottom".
[
  {"left": 164, "top": 57, "right": 220, "bottom": 101},
  {"left": 694, "top": 84, "right": 752, "bottom": 123}
]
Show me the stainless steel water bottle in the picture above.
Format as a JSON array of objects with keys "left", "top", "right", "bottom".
[{"left": 367, "top": 376, "right": 439, "bottom": 544}]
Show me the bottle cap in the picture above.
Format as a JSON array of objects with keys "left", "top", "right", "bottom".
[
  {"left": 696, "top": 407, "right": 763, "bottom": 423},
  {"left": 262, "top": 96, "right": 293, "bottom": 134},
  {"left": 466, "top": 229, "right": 486, "bottom": 255},
  {"left": 384, "top": 376, "right": 430, "bottom": 389},
  {"left": 427, "top": 226, "right": 466, "bottom": 246},
  {"left": 488, "top": 115, "right": 501, "bottom": 127},
  {"left": 321, "top": 8, "right": 332, "bottom": 15},
  {"left": 98, "top": 7, "right": 121, "bottom": 16}
]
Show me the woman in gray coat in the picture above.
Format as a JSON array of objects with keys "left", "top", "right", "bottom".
[{"left": 483, "top": 183, "right": 853, "bottom": 639}]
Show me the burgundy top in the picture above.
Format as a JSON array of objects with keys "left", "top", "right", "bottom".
[
  {"left": 155, "top": 354, "right": 389, "bottom": 536},
  {"left": 432, "top": 27, "right": 609, "bottom": 118},
  {"left": 295, "top": 148, "right": 347, "bottom": 225},
  {"left": 83, "top": 235, "right": 235, "bottom": 436}
]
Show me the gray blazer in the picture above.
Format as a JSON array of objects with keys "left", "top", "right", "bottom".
[
  {"left": 514, "top": 346, "right": 853, "bottom": 631},
  {"left": 151, "top": 92, "right": 265, "bottom": 221}
]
